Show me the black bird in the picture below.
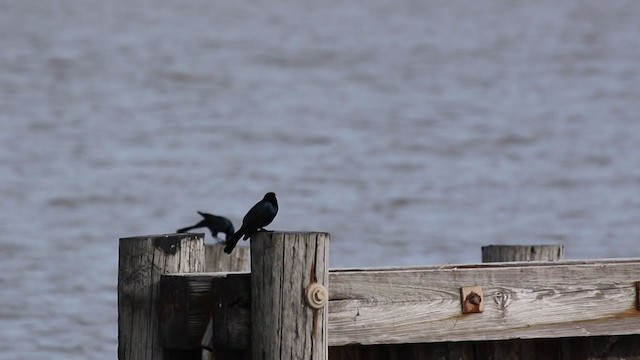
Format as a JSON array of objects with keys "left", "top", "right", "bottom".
[
  {"left": 177, "top": 211, "right": 235, "bottom": 242},
  {"left": 224, "top": 192, "right": 278, "bottom": 254}
]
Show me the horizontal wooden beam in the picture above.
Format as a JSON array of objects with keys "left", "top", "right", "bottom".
[
  {"left": 330, "top": 259, "right": 640, "bottom": 346},
  {"left": 160, "top": 258, "right": 640, "bottom": 349}
]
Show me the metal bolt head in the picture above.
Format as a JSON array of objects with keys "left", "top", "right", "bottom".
[{"left": 305, "top": 283, "right": 328, "bottom": 310}]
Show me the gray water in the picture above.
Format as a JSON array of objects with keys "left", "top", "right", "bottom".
[{"left": 1, "top": 0, "right": 640, "bottom": 358}]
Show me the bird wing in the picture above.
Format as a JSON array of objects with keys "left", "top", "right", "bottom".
[{"left": 243, "top": 201, "right": 276, "bottom": 227}]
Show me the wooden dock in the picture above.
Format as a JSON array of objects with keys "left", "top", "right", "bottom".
[{"left": 118, "top": 232, "right": 640, "bottom": 359}]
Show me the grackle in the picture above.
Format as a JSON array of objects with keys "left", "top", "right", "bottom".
[
  {"left": 177, "top": 211, "right": 235, "bottom": 242},
  {"left": 224, "top": 192, "right": 278, "bottom": 254}
]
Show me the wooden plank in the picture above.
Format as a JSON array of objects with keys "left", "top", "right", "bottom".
[
  {"left": 160, "top": 258, "right": 640, "bottom": 349},
  {"left": 329, "top": 261, "right": 640, "bottom": 345},
  {"left": 251, "top": 232, "right": 330, "bottom": 360}
]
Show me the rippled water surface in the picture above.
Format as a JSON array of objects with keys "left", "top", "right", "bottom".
[{"left": 1, "top": 1, "right": 640, "bottom": 358}]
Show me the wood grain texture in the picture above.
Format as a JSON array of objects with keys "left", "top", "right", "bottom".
[
  {"left": 251, "top": 231, "right": 330, "bottom": 360},
  {"left": 205, "top": 244, "right": 249, "bottom": 272},
  {"left": 161, "top": 258, "right": 640, "bottom": 350},
  {"left": 482, "top": 245, "right": 564, "bottom": 262},
  {"left": 329, "top": 261, "right": 640, "bottom": 346},
  {"left": 118, "top": 233, "right": 205, "bottom": 360}
]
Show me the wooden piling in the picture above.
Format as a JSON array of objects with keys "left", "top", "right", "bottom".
[
  {"left": 205, "top": 243, "right": 249, "bottom": 272},
  {"left": 118, "top": 233, "right": 205, "bottom": 360},
  {"left": 251, "top": 231, "right": 329, "bottom": 360},
  {"left": 482, "top": 244, "right": 564, "bottom": 262}
]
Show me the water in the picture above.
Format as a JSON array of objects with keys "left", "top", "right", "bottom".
[{"left": 1, "top": 0, "right": 640, "bottom": 358}]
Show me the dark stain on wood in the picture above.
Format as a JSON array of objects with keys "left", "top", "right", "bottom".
[{"left": 154, "top": 236, "right": 183, "bottom": 255}]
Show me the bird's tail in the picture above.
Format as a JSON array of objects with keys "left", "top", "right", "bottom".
[
  {"left": 176, "top": 226, "right": 196, "bottom": 233},
  {"left": 223, "top": 229, "right": 235, "bottom": 245},
  {"left": 224, "top": 229, "right": 243, "bottom": 254}
]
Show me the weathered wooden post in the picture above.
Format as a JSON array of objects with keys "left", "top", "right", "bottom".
[
  {"left": 476, "top": 244, "right": 564, "bottom": 358},
  {"left": 205, "top": 243, "right": 250, "bottom": 272},
  {"left": 482, "top": 244, "right": 564, "bottom": 262},
  {"left": 118, "top": 233, "right": 205, "bottom": 360},
  {"left": 251, "top": 231, "right": 330, "bottom": 360}
]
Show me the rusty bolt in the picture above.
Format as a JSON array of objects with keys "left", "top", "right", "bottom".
[{"left": 460, "top": 286, "right": 485, "bottom": 314}]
